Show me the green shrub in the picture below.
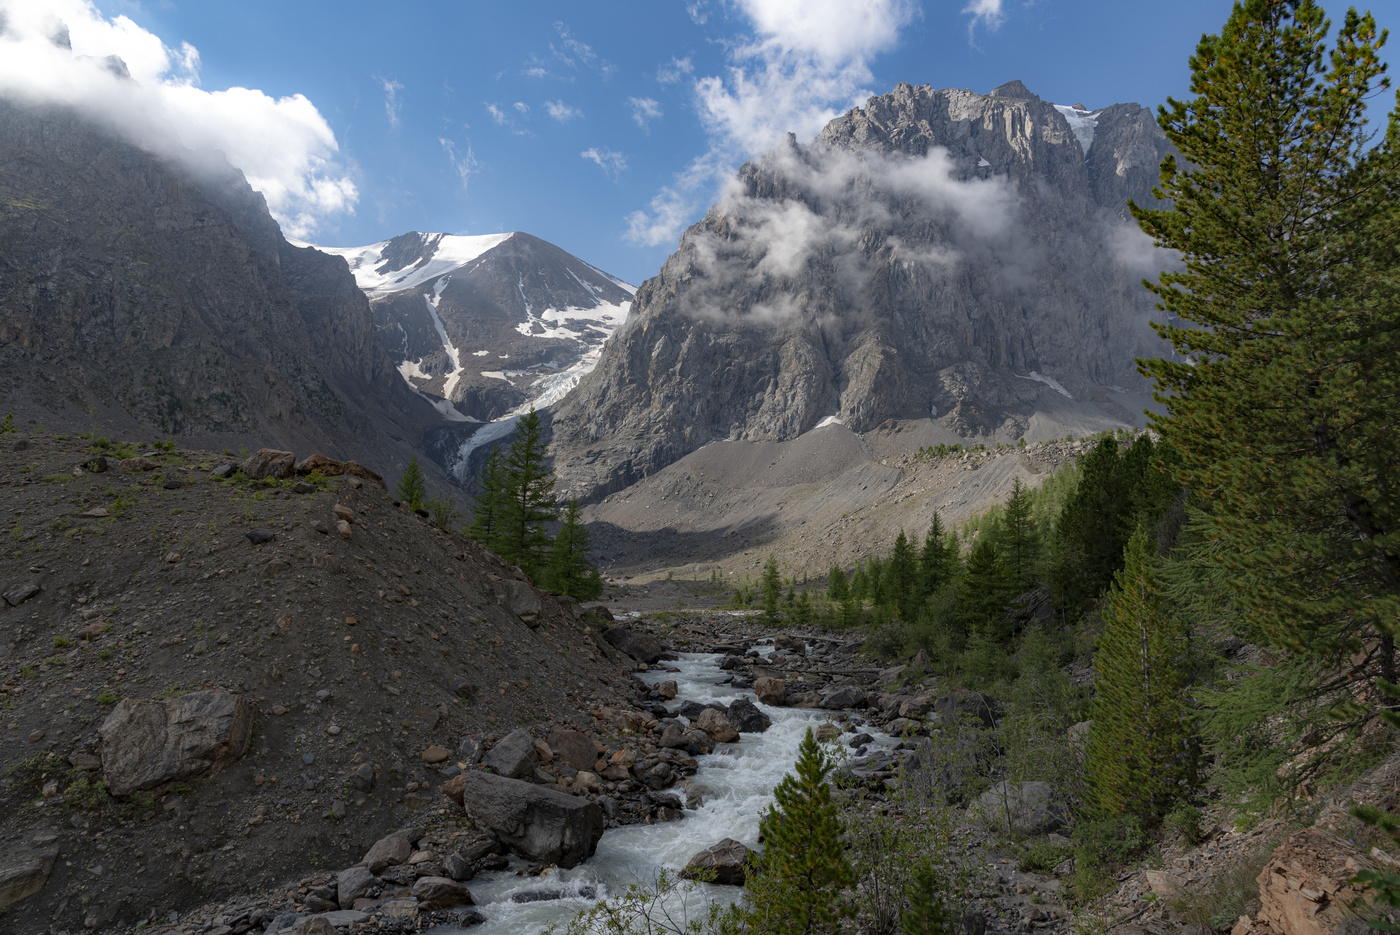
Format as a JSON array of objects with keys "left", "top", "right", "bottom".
[
  {"left": 1018, "top": 841, "right": 1075, "bottom": 875},
  {"left": 1072, "top": 816, "right": 1146, "bottom": 899},
  {"left": 1164, "top": 803, "right": 1205, "bottom": 846}
]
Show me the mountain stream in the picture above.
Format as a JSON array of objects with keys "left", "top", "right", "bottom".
[{"left": 430, "top": 644, "right": 896, "bottom": 934}]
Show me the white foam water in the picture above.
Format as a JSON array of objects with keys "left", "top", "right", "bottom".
[{"left": 429, "top": 648, "right": 894, "bottom": 934}]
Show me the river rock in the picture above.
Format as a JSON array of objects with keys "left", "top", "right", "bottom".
[
  {"left": 754, "top": 677, "right": 785, "bottom": 706},
  {"left": 681, "top": 839, "right": 751, "bottom": 886},
  {"left": 683, "top": 728, "right": 717, "bottom": 754},
  {"left": 726, "top": 698, "right": 772, "bottom": 733},
  {"left": 659, "top": 723, "right": 687, "bottom": 748},
  {"left": 337, "top": 866, "right": 377, "bottom": 908},
  {"left": 548, "top": 729, "right": 598, "bottom": 771},
  {"left": 97, "top": 689, "right": 253, "bottom": 796},
  {"left": 484, "top": 728, "right": 541, "bottom": 779},
  {"left": 362, "top": 830, "right": 414, "bottom": 874},
  {"left": 294, "top": 918, "right": 336, "bottom": 935},
  {"left": 979, "top": 781, "right": 1065, "bottom": 835},
  {"left": 443, "top": 853, "right": 475, "bottom": 881},
  {"left": 602, "top": 627, "right": 665, "bottom": 664},
  {"left": 789, "top": 691, "right": 823, "bottom": 708},
  {"left": 773, "top": 635, "right": 806, "bottom": 654},
  {"left": 821, "top": 686, "right": 866, "bottom": 709},
  {"left": 240, "top": 448, "right": 296, "bottom": 480},
  {"left": 899, "top": 697, "right": 932, "bottom": 718},
  {"left": 655, "top": 680, "right": 678, "bottom": 700},
  {"left": 458, "top": 771, "right": 605, "bottom": 869},
  {"left": 411, "top": 876, "right": 474, "bottom": 909},
  {"left": 719, "top": 654, "right": 745, "bottom": 671},
  {"left": 695, "top": 708, "right": 739, "bottom": 743}
]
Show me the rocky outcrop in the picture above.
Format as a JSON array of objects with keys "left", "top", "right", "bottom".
[
  {"left": 979, "top": 781, "right": 1065, "bottom": 836},
  {"left": 1255, "top": 828, "right": 1379, "bottom": 935},
  {"left": 97, "top": 689, "right": 253, "bottom": 796},
  {"left": 457, "top": 771, "right": 605, "bottom": 869},
  {"left": 550, "top": 81, "right": 1176, "bottom": 502}
]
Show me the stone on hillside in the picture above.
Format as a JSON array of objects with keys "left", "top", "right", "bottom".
[
  {"left": 458, "top": 771, "right": 605, "bottom": 869},
  {"left": 0, "top": 844, "right": 59, "bottom": 909},
  {"left": 362, "top": 830, "right": 414, "bottom": 874},
  {"left": 979, "top": 781, "right": 1065, "bottom": 835},
  {"left": 422, "top": 745, "right": 449, "bottom": 764},
  {"left": 332, "top": 504, "right": 355, "bottom": 522},
  {"left": 822, "top": 686, "right": 866, "bottom": 709},
  {"left": 412, "top": 876, "right": 474, "bottom": 909},
  {"left": 899, "top": 697, "right": 932, "bottom": 718},
  {"left": 240, "top": 448, "right": 296, "bottom": 480},
  {"left": 935, "top": 691, "right": 1001, "bottom": 730},
  {"left": 337, "top": 866, "right": 377, "bottom": 908},
  {"left": 246, "top": 528, "right": 276, "bottom": 544},
  {"left": 498, "top": 579, "right": 544, "bottom": 625},
  {"left": 98, "top": 689, "right": 253, "bottom": 796},
  {"left": 1256, "top": 828, "right": 1380, "bottom": 935},
  {"left": 443, "top": 853, "right": 475, "bottom": 881},
  {"left": 2, "top": 583, "right": 40, "bottom": 607},
  {"left": 695, "top": 708, "right": 739, "bottom": 743},
  {"left": 548, "top": 730, "right": 598, "bottom": 771},
  {"left": 296, "top": 454, "right": 344, "bottom": 475},
  {"left": 603, "top": 627, "right": 665, "bottom": 664},
  {"left": 295, "top": 918, "right": 336, "bottom": 935},
  {"left": 681, "top": 839, "right": 751, "bottom": 886},
  {"left": 336, "top": 520, "right": 353, "bottom": 539},
  {"left": 210, "top": 462, "right": 236, "bottom": 478},
  {"left": 753, "top": 677, "right": 786, "bottom": 706},
  {"left": 119, "top": 456, "right": 160, "bottom": 472},
  {"left": 726, "top": 698, "right": 772, "bottom": 733},
  {"left": 484, "top": 728, "right": 540, "bottom": 779}
]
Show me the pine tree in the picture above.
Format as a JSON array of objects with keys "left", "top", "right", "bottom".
[
  {"left": 740, "top": 728, "right": 857, "bottom": 935},
  {"left": 827, "top": 565, "right": 849, "bottom": 601},
  {"left": 1049, "top": 437, "right": 1134, "bottom": 616},
  {"left": 955, "top": 537, "right": 1014, "bottom": 638},
  {"left": 1133, "top": 0, "right": 1400, "bottom": 687},
  {"left": 886, "top": 529, "right": 919, "bottom": 621},
  {"left": 545, "top": 500, "right": 603, "bottom": 601},
  {"left": 791, "top": 589, "right": 814, "bottom": 626},
  {"left": 919, "top": 514, "right": 958, "bottom": 599},
  {"left": 994, "top": 478, "right": 1041, "bottom": 594},
  {"left": 761, "top": 554, "right": 783, "bottom": 624},
  {"left": 497, "top": 409, "right": 558, "bottom": 577},
  {"left": 469, "top": 446, "right": 506, "bottom": 546},
  {"left": 395, "top": 456, "right": 427, "bottom": 511},
  {"left": 1087, "top": 526, "right": 1198, "bottom": 822},
  {"left": 902, "top": 860, "right": 954, "bottom": 935}
]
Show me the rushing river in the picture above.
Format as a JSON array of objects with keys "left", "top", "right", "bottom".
[{"left": 429, "top": 646, "right": 895, "bottom": 935}]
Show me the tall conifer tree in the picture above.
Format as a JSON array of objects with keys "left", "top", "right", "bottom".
[
  {"left": 469, "top": 446, "right": 506, "bottom": 547},
  {"left": 497, "top": 410, "right": 557, "bottom": 576}
]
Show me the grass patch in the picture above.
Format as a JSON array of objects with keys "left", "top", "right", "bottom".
[
  {"left": 1168, "top": 844, "right": 1275, "bottom": 928},
  {"left": 42, "top": 474, "right": 73, "bottom": 484},
  {"left": 1017, "top": 841, "right": 1075, "bottom": 875}
]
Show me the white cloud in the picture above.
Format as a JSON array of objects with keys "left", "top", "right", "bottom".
[
  {"left": 626, "top": 0, "right": 918, "bottom": 249},
  {"left": 380, "top": 77, "right": 403, "bottom": 129},
  {"left": 513, "top": 101, "right": 529, "bottom": 115},
  {"left": 626, "top": 187, "right": 698, "bottom": 247},
  {"left": 545, "top": 99, "right": 581, "bottom": 122},
  {"left": 657, "top": 56, "right": 693, "bottom": 84},
  {"left": 0, "top": 0, "right": 357, "bottom": 239},
  {"left": 523, "top": 65, "right": 548, "bottom": 79},
  {"left": 486, "top": 102, "right": 508, "bottom": 124},
  {"left": 440, "top": 138, "right": 479, "bottom": 193},
  {"left": 581, "top": 146, "right": 627, "bottom": 177},
  {"left": 551, "top": 22, "right": 613, "bottom": 77},
  {"left": 963, "top": 0, "right": 1006, "bottom": 38},
  {"left": 629, "top": 96, "right": 662, "bottom": 130}
]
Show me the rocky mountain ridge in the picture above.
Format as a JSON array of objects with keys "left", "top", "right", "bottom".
[{"left": 549, "top": 80, "right": 1176, "bottom": 503}]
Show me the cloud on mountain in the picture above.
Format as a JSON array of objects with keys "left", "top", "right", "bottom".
[{"left": 0, "top": 0, "right": 356, "bottom": 239}]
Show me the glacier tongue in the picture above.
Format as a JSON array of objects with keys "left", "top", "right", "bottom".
[{"left": 1053, "top": 104, "right": 1099, "bottom": 155}]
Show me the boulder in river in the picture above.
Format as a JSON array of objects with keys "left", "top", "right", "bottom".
[
  {"left": 603, "top": 627, "right": 665, "bottom": 664},
  {"left": 458, "top": 771, "right": 605, "bottom": 869},
  {"left": 98, "top": 689, "right": 253, "bottom": 796},
  {"left": 411, "top": 876, "right": 475, "bottom": 909},
  {"left": 726, "top": 698, "right": 772, "bottom": 733},
  {"left": 773, "top": 635, "right": 806, "bottom": 654},
  {"left": 695, "top": 708, "right": 739, "bottom": 743},
  {"left": 753, "top": 677, "right": 786, "bottom": 706},
  {"left": 821, "top": 686, "right": 866, "bottom": 709},
  {"left": 681, "top": 839, "right": 751, "bottom": 886},
  {"left": 484, "top": 728, "right": 541, "bottom": 779}
]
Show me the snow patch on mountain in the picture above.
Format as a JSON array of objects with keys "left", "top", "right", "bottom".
[
  {"left": 316, "top": 232, "right": 514, "bottom": 296},
  {"left": 1053, "top": 104, "right": 1099, "bottom": 155}
]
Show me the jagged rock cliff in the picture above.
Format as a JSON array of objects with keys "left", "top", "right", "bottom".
[
  {"left": 0, "top": 99, "right": 437, "bottom": 469},
  {"left": 550, "top": 81, "right": 1176, "bottom": 502}
]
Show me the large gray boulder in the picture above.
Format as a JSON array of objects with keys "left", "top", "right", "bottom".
[
  {"left": 458, "top": 772, "right": 605, "bottom": 869},
  {"left": 935, "top": 691, "right": 1001, "bottom": 730},
  {"left": 484, "top": 728, "right": 541, "bottom": 779},
  {"left": 680, "top": 839, "right": 751, "bottom": 886},
  {"left": 240, "top": 448, "right": 296, "bottom": 480},
  {"left": 726, "top": 698, "right": 771, "bottom": 733},
  {"left": 97, "top": 689, "right": 253, "bottom": 796},
  {"left": 821, "top": 686, "right": 866, "bottom": 710},
  {"left": 978, "top": 781, "right": 1065, "bottom": 835},
  {"left": 602, "top": 627, "right": 665, "bottom": 664},
  {"left": 548, "top": 729, "right": 599, "bottom": 771},
  {"left": 337, "top": 866, "right": 377, "bottom": 908}
]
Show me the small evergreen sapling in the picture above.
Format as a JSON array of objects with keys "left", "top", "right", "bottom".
[{"left": 395, "top": 456, "right": 427, "bottom": 511}]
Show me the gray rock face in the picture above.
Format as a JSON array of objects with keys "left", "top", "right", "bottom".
[
  {"left": 602, "top": 627, "right": 664, "bottom": 664},
  {"left": 0, "top": 99, "right": 438, "bottom": 465},
  {"left": 550, "top": 80, "right": 1176, "bottom": 502},
  {"left": 484, "top": 728, "right": 541, "bottom": 780},
  {"left": 457, "top": 771, "right": 605, "bottom": 869},
  {"left": 681, "top": 839, "right": 751, "bottom": 886},
  {"left": 978, "top": 780, "right": 1065, "bottom": 835},
  {"left": 97, "top": 689, "right": 253, "bottom": 796}
]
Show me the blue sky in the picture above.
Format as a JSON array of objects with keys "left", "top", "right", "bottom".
[{"left": 5, "top": 0, "right": 1400, "bottom": 284}]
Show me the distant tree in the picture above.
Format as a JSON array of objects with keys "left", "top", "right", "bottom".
[
  {"left": 1049, "top": 437, "right": 1135, "bottom": 616},
  {"left": 886, "top": 529, "right": 920, "bottom": 621},
  {"left": 762, "top": 554, "right": 783, "bottom": 624},
  {"left": 469, "top": 446, "right": 507, "bottom": 547},
  {"left": 497, "top": 409, "right": 558, "bottom": 576},
  {"left": 994, "top": 478, "right": 1041, "bottom": 593},
  {"left": 739, "top": 728, "right": 856, "bottom": 935},
  {"left": 791, "top": 589, "right": 814, "bottom": 627},
  {"left": 827, "top": 565, "right": 849, "bottom": 601},
  {"left": 955, "top": 537, "right": 1013, "bottom": 638},
  {"left": 545, "top": 500, "right": 603, "bottom": 601},
  {"left": 918, "top": 514, "right": 958, "bottom": 599},
  {"left": 395, "top": 456, "right": 427, "bottom": 511},
  {"left": 1087, "top": 526, "right": 1198, "bottom": 822}
]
